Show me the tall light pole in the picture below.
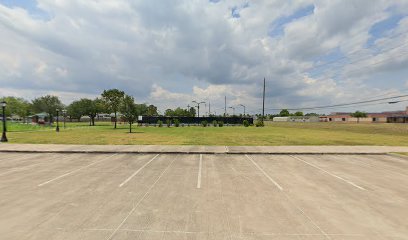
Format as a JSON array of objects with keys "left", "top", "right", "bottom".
[
  {"left": 1, "top": 101, "right": 8, "bottom": 142},
  {"left": 56, "top": 109, "right": 60, "bottom": 132},
  {"left": 262, "top": 77, "right": 266, "bottom": 122},
  {"left": 239, "top": 104, "right": 246, "bottom": 116},
  {"left": 192, "top": 101, "right": 205, "bottom": 117},
  {"left": 229, "top": 106, "right": 235, "bottom": 116},
  {"left": 62, "top": 109, "right": 67, "bottom": 129}
]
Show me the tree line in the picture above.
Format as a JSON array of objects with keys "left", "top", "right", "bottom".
[{"left": 1, "top": 88, "right": 199, "bottom": 132}]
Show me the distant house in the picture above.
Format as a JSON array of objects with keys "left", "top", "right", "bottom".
[
  {"left": 320, "top": 107, "right": 408, "bottom": 123},
  {"left": 387, "top": 116, "right": 408, "bottom": 123},
  {"left": 29, "top": 112, "right": 50, "bottom": 125},
  {"left": 273, "top": 117, "right": 289, "bottom": 122},
  {"left": 273, "top": 116, "right": 319, "bottom": 122}
]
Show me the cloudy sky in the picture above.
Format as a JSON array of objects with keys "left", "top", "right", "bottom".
[{"left": 0, "top": 0, "right": 407, "bottom": 115}]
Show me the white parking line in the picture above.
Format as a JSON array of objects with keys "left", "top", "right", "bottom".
[
  {"left": 38, "top": 154, "right": 118, "bottom": 187},
  {"left": 245, "top": 154, "right": 283, "bottom": 191},
  {"left": 291, "top": 155, "right": 366, "bottom": 191},
  {"left": 106, "top": 158, "right": 175, "bottom": 240},
  {"left": 197, "top": 154, "right": 203, "bottom": 188},
  {"left": 119, "top": 154, "right": 160, "bottom": 187},
  {"left": 225, "top": 146, "right": 229, "bottom": 152}
]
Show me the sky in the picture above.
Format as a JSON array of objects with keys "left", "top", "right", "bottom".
[{"left": 0, "top": 0, "right": 408, "bottom": 115}]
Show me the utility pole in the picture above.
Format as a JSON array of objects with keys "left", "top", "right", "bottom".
[
  {"left": 228, "top": 106, "right": 235, "bottom": 116},
  {"left": 224, "top": 96, "right": 227, "bottom": 117},
  {"left": 239, "top": 104, "right": 246, "bottom": 116},
  {"left": 192, "top": 101, "right": 205, "bottom": 118},
  {"left": 262, "top": 77, "right": 265, "bottom": 122}
]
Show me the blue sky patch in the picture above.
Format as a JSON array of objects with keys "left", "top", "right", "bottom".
[
  {"left": 367, "top": 14, "right": 405, "bottom": 47},
  {"left": 269, "top": 4, "right": 314, "bottom": 37},
  {"left": 0, "top": 0, "right": 49, "bottom": 20},
  {"left": 231, "top": 2, "right": 249, "bottom": 18}
]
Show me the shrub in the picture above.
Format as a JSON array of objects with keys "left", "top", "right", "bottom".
[
  {"left": 201, "top": 120, "right": 208, "bottom": 127},
  {"left": 157, "top": 120, "right": 163, "bottom": 127},
  {"left": 212, "top": 120, "right": 217, "bottom": 127},
  {"left": 255, "top": 120, "right": 264, "bottom": 127},
  {"left": 218, "top": 121, "right": 224, "bottom": 127},
  {"left": 166, "top": 119, "right": 171, "bottom": 127},
  {"left": 243, "top": 120, "right": 250, "bottom": 127},
  {"left": 174, "top": 119, "right": 180, "bottom": 127}
]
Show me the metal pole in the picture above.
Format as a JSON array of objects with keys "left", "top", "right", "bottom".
[
  {"left": 239, "top": 104, "right": 246, "bottom": 116},
  {"left": 1, "top": 103, "right": 7, "bottom": 142},
  {"left": 262, "top": 77, "right": 265, "bottom": 122},
  {"left": 224, "top": 96, "right": 226, "bottom": 117},
  {"left": 56, "top": 109, "right": 60, "bottom": 132},
  {"left": 63, "top": 110, "right": 66, "bottom": 129}
]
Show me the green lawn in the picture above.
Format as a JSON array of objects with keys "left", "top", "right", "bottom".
[{"left": 2, "top": 121, "right": 408, "bottom": 146}]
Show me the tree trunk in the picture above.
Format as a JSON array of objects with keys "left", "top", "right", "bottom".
[
  {"left": 92, "top": 117, "right": 95, "bottom": 126},
  {"left": 129, "top": 122, "right": 132, "bottom": 133}
]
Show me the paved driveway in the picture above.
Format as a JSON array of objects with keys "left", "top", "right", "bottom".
[{"left": 0, "top": 152, "right": 407, "bottom": 239}]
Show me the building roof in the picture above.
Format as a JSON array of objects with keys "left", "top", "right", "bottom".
[{"left": 28, "top": 112, "right": 49, "bottom": 118}]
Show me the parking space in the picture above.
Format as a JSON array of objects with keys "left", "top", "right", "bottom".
[{"left": 0, "top": 152, "right": 407, "bottom": 239}]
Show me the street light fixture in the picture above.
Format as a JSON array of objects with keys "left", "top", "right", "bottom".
[
  {"left": 239, "top": 104, "right": 246, "bottom": 116},
  {"left": 229, "top": 106, "right": 235, "bottom": 116},
  {"left": 62, "top": 109, "right": 67, "bottom": 129},
  {"left": 56, "top": 108, "right": 60, "bottom": 132},
  {"left": 1, "top": 101, "right": 8, "bottom": 142},
  {"left": 192, "top": 101, "right": 205, "bottom": 117}
]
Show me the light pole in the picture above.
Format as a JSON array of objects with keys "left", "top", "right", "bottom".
[
  {"left": 62, "top": 109, "right": 67, "bottom": 129},
  {"left": 239, "top": 104, "right": 246, "bottom": 116},
  {"left": 192, "top": 101, "right": 205, "bottom": 117},
  {"left": 1, "top": 101, "right": 8, "bottom": 142},
  {"left": 56, "top": 109, "right": 60, "bottom": 132},
  {"left": 229, "top": 106, "right": 235, "bottom": 116}
]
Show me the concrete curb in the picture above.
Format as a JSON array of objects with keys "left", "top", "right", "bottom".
[
  {"left": 0, "top": 150, "right": 390, "bottom": 155},
  {"left": 2, "top": 144, "right": 408, "bottom": 155}
]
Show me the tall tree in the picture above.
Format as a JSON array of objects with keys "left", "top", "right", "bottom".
[
  {"left": 101, "top": 89, "right": 125, "bottom": 129},
  {"left": 351, "top": 111, "right": 367, "bottom": 123},
  {"left": 2, "top": 97, "right": 32, "bottom": 122},
  {"left": 67, "top": 100, "right": 84, "bottom": 122},
  {"left": 120, "top": 95, "right": 138, "bottom": 133},
  {"left": 32, "top": 95, "right": 64, "bottom": 124},
  {"left": 294, "top": 111, "right": 304, "bottom": 116},
  {"left": 188, "top": 107, "right": 196, "bottom": 117},
  {"left": 279, "top": 109, "right": 290, "bottom": 117},
  {"left": 146, "top": 104, "right": 158, "bottom": 116},
  {"left": 165, "top": 109, "right": 174, "bottom": 116},
  {"left": 79, "top": 98, "right": 106, "bottom": 126}
]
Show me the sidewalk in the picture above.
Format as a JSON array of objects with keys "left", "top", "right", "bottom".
[{"left": 1, "top": 144, "right": 408, "bottom": 154}]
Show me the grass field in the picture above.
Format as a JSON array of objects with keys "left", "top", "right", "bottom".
[{"left": 2, "top": 121, "right": 408, "bottom": 145}]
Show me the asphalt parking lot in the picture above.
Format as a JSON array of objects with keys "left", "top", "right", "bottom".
[{"left": 0, "top": 152, "right": 407, "bottom": 240}]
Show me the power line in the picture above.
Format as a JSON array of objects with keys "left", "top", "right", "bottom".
[{"left": 261, "top": 94, "right": 408, "bottom": 111}]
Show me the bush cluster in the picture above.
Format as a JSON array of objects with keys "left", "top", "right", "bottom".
[
  {"left": 173, "top": 119, "right": 180, "bottom": 127},
  {"left": 243, "top": 120, "right": 250, "bottom": 127},
  {"left": 157, "top": 120, "right": 163, "bottom": 127},
  {"left": 255, "top": 120, "right": 264, "bottom": 127},
  {"left": 218, "top": 121, "right": 224, "bottom": 127},
  {"left": 201, "top": 120, "right": 208, "bottom": 127}
]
